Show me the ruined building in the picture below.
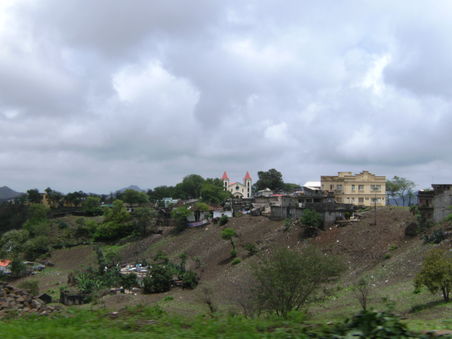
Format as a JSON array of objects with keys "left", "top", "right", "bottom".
[{"left": 418, "top": 184, "right": 452, "bottom": 223}]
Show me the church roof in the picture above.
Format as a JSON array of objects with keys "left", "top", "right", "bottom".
[
  {"left": 243, "top": 171, "right": 252, "bottom": 180},
  {"left": 221, "top": 171, "right": 229, "bottom": 180}
]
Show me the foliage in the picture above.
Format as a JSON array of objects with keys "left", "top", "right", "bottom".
[
  {"left": 221, "top": 227, "right": 238, "bottom": 258},
  {"left": 131, "top": 207, "right": 157, "bottom": 236},
  {"left": 414, "top": 248, "right": 451, "bottom": 302},
  {"left": 244, "top": 242, "right": 258, "bottom": 256},
  {"left": 251, "top": 247, "right": 345, "bottom": 317},
  {"left": 180, "top": 270, "right": 199, "bottom": 289},
  {"left": 143, "top": 264, "right": 173, "bottom": 294},
  {"left": 147, "top": 185, "right": 177, "bottom": 202},
  {"left": 282, "top": 182, "right": 302, "bottom": 193},
  {"left": 44, "top": 187, "right": 64, "bottom": 208},
  {"left": 352, "top": 278, "right": 372, "bottom": 311},
  {"left": 95, "top": 200, "right": 132, "bottom": 241},
  {"left": 171, "top": 206, "right": 191, "bottom": 233},
  {"left": 218, "top": 215, "right": 229, "bottom": 226},
  {"left": 175, "top": 174, "right": 205, "bottom": 199},
  {"left": 10, "top": 258, "right": 27, "bottom": 278},
  {"left": 200, "top": 180, "right": 230, "bottom": 204},
  {"left": 0, "top": 305, "right": 437, "bottom": 338},
  {"left": 386, "top": 176, "right": 415, "bottom": 206},
  {"left": 82, "top": 196, "right": 103, "bottom": 216},
  {"left": 0, "top": 229, "right": 30, "bottom": 257},
  {"left": 254, "top": 168, "right": 285, "bottom": 192},
  {"left": 231, "top": 258, "right": 241, "bottom": 265},
  {"left": 332, "top": 310, "right": 415, "bottom": 338},
  {"left": 120, "top": 189, "right": 149, "bottom": 205},
  {"left": 423, "top": 229, "right": 446, "bottom": 244},
  {"left": 300, "top": 209, "right": 323, "bottom": 228},
  {"left": 18, "top": 280, "right": 39, "bottom": 296},
  {"left": 74, "top": 218, "right": 98, "bottom": 239},
  {"left": 64, "top": 191, "right": 87, "bottom": 207},
  {"left": 23, "top": 236, "right": 50, "bottom": 260},
  {"left": 26, "top": 189, "right": 42, "bottom": 204},
  {"left": 0, "top": 201, "right": 28, "bottom": 233}
]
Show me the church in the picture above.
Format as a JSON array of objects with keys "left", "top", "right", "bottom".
[{"left": 221, "top": 171, "right": 252, "bottom": 199}]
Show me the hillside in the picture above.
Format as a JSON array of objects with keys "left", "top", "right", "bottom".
[
  {"left": 11, "top": 207, "right": 452, "bottom": 331},
  {"left": 0, "top": 186, "right": 22, "bottom": 201}
]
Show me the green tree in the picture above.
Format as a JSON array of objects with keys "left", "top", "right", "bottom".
[
  {"left": 26, "top": 189, "right": 42, "bottom": 204},
  {"left": 254, "top": 169, "right": 285, "bottom": 192},
  {"left": 386, "top": 176, "right": 415, "bottom": 206},
  {"left": 23, "top": 204, "right": 50, "bottom": 236},
  {"left": 0, "top": 229, "right": 30, "bottom": 257},
  {"left": 121, "top": 189, "right": 149, "bottom": 205},
  {"left": 132, "top": 207, "right": 157, "bottom": 237},
  {"left": 252, "top": 247, "right": 345, "bottom": 317},
  {"left": 221, "top": 227, "right": 238, "bottom": 258},
  {"left": 64, "top": 191, "right": 87, "bottom": 207},
  {"left": 175, "top": 174, "right": 205, "bottom": 199},
  {"left": 147, "top": 186, "right": 177, "bottom": 201},
  {"left": 415, "top": 248, "right": 451, "bottom": 302},
  {"left": 44, "top": 187, "right": 64, "bottom": 208},
  {"left": 95, "top": 200, "right": 132, "bottom": 241},
  {"left": 300, "top": 209, "right": 323, "bottom": 228},
  {"left": 82, "top": 196, "right": 103, "bottom": 216},
  {"left": 143, "top": 264, "right": 173, "bottom": 293},
  {"left": 200, "top": 181, "right": 230, "bottom": 204},
  {"left": 171, "top": 206, "right": 191, "bottom": 233}
]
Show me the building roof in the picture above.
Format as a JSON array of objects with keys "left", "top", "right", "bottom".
[
  {"left": 243, "top": 171, "right": 252, "bottom": 180},
  {"left": 221, "top": 171, "right": 229, "bottom": 180},
  {"left": 0, "top": 259, "right": 12, "bottom": 267},
  {"left": 303, "top": 181, "right": 321, "bottom": 189}
]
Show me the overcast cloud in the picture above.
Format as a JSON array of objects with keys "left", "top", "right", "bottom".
[{"left": 1, "top": 0, "right": 451, "bottom": 193}]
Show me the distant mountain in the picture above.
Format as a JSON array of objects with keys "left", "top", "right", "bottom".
[
  {"left": 386, "top": 194, "right": 418, "bottom": 207},
  {"left": 0, "top": 186, "right": 23, "bottom": 201},
  {"left": 116, "top": 185, "right": 146, "bottom": 193}
]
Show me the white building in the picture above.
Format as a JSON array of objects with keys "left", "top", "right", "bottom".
[{"left": 221, "top": 171, "right": 252, "bottom": 198}]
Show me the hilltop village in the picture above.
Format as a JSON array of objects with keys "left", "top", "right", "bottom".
[{"left": 0, "top": 169, "right": 451, "bottom": 335}]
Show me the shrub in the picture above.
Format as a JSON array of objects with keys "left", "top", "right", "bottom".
[
  {"left": 231, "top": 258, "right": 241, "bottom": 265},
  {"left": 243, "top": 242, "right": 258, "bottom": 256},
  {"left": 221, "top": 228, "right": 238, "bottom": 258},
  {"left": 120, "top": 273, "right": 138, "bottom": 290},
  {"left": 300, "top": 209, "right": 323, "bottom": 229},
  {"left": 423, "top": 229, "right": 446, "bottom": 244},
  {"left": 10, "top": 258, "right": 27, "bottom": 278},
  {"left": 23, "top": 236, "right": 50, "bottom": 260},
  {"left": 415, "top": 248, "right": 451, "bottom": 302},
  {"left": 219, "top": 215, "right": 229, "bottom": 226},
  {"left": 18, "top": 280, "right": 39, "bottom": 296},
  {"left": 180, "top": 270, "right": 199, "bottom": 289},
  {"left": 143, "top": 264, "right": 172, "bottom": 294},
  {"left": 171, "top": 207, "right": 191, "bottom": 233},
  {"left": 252, "top": 247, "right": 345, "bottom": 317}
]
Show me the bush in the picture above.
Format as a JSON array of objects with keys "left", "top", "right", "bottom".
[
  {"left": 300, "top": 209, "right": 323, "bottom": 229},
  {"left": 18, "top": 280, "right": 39, "bottom": 296},
  {"left": 415, "top": 248, "right": 451, "bottom": 302},
  {"left": 243, "top": 242, "right": 258, "bottom": 256},
  {"left": 180, "top": 270, "right": 199, "bottom": 289},
  {"left": 171, "top": 207, "right": 191, "bottom": 233},
  {"left": 252, "top": 247, "right": 345, "bottom": 317},
  {"left": 143, "top": 264, "right": 172, "bottom": 294},
  {"left": 231, "top": 258, "right": 241, "bottom": 265},
  {"left": 10, "top": 258, "right": 27, "bottom": 278},
  {"left": 423, "top": 229, "right": 446, "bottom": 244},
  {"left": 219, "top": 215, "right": 229, "bottom": 226},
  {"left": 120, "top": 273, "right": 138, "bottom": 290},
  {"left": 23, "top": 236, "right": 50, "bottom": 260}
]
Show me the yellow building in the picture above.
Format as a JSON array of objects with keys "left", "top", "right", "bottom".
[{"left": 321, "top": 171, "right": 386, "bottom": 206}]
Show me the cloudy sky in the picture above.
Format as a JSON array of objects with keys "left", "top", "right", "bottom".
[{"left": 1, "top": 0, "right": 451, "bottom": 193}]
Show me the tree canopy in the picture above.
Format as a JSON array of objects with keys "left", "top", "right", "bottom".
[
  {"left": 386, "top": 176, "right": 415, "bottom": 206},
  {"left": 254, "top": 169, "right": 285, "bottom": 192}
]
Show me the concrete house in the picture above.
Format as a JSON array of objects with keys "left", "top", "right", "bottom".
[
  {"left": 321, "top": 171, "right": 386, "bottom": 207},
  {"left": 418, "top": 184, "right": 452, "bottom": 223}
]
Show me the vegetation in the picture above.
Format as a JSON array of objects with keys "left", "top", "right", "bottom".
[
  {"left": 0, "top": 305, "right": 434, "bottom": 339},
  {"left": 221, "top": 228, "right": 238, "bottom": 258},
  {"left": 251, "top": 247, "right": 345, "bottom": 317},
  {"left": 171, "top": 206, "right": 191, "bottom": 233},
  {"left": 218, "top": 215, "right": 229, "bottom": 226},
  {"left": 300, "top": 209, "right": 323, "bottom": 228},
  {"left": 415, "top": 248, "right": 451, "bottom": 302},
  {"left": 386, "top": 176, "right": 416, "bottom": 206},
  {"left": 143, "top": 264, "right": 172, "bottom": 293}
]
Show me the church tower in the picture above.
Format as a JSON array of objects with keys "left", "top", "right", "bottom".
[
  {"left": 221, "top": 171, "right": 230, "bottom": 191},
  {"left": 243, "top": 171, "right": 252, "bottom": 198}
]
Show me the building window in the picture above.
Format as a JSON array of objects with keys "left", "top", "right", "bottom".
[
  {"left": 358, "top": 185, "right": 364, "bottom": 191},
  {"left": 351, "top": 184, "right": 355, "bottom": 191},
  {"left": 330, "top": 184, "right": 334, "bottom": 190},
  {"left": 371, "top": 184, "right": 381, "bottom": 191},
  {"left": 236, "top": 186, "right": 239, "bottom": 191},
  {"left": 336, "top": 184, "right": 343, "bottom": 191}
]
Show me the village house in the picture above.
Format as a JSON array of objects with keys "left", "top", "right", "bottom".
[
  {"left": 418, "top": 184, "right": 452, "bottom": 223},
  {"left": 221, "top": 171, "right": 252, "bottom": 199},
  {"left": 321, "top": 171, "right": 386, "bottom": 207}
]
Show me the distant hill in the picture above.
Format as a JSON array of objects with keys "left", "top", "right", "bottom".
[
  {"left": 0, "top": 186, "right": 23, "bottom": 201},
  {"left": 387, "top": 193, "right": 418, "bottom": 207},
  {"left": 116, "top": 185, "right": 146, "bottom": 193}
]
